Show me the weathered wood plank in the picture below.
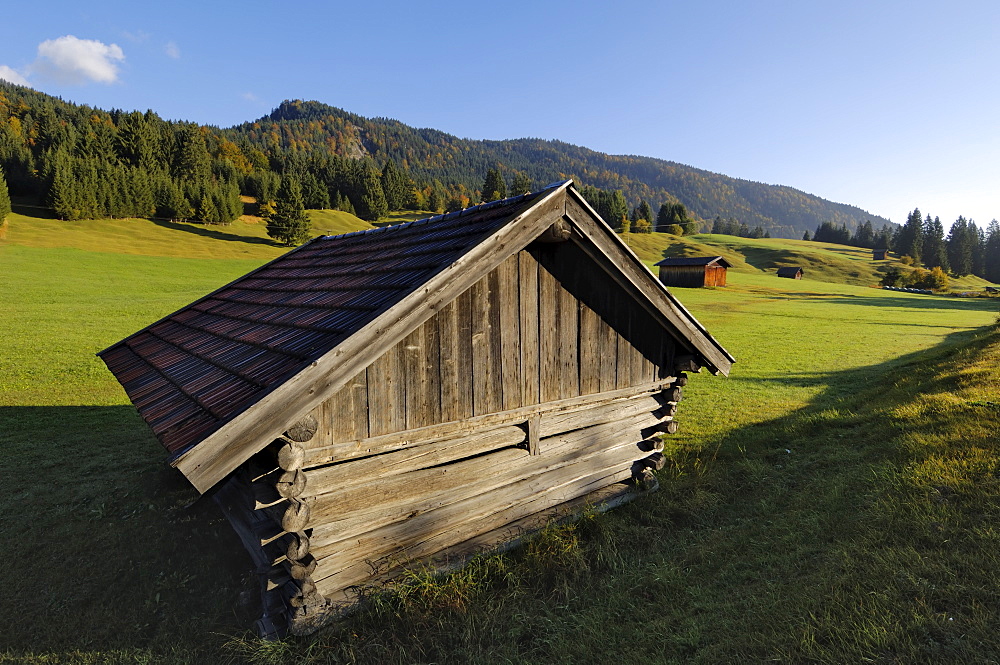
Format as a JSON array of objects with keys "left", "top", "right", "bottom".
[
  {"left": 311, "top": 436, "right": 645, "bottom": 594},
  {"left": 440, "top": 291, "right": 474, "bottom": 423},
  {"left": 328, "top": 386, "right": 348, "bottom": 444},
  {"left": 470, "top": 276, "right": 496, "bottom": 416},
  {"left": 349, "top": 371, "right": 369, "bottom": 442},
  {"left": 317, "top": 477, "right": 641, "bottom": 607},
  {"left": 307, "top": 409, "right": 658, "bottom": 555},
  {"left": 301, "top": 382, "right": 670, "bottom": 468},
  {"left": 615, "top": 329, "right": 632, "bottom": 390},
  {"left": 438, "top": 299, "right": 460, "bottom": 423},
  {"left": 518, "top": 250, "right": 540, "bottom": 406},
  {"left": 315, "top": 465, "right": 635, "bottom": 599},
  {"left": 538, "top": 392, "right": 663, "bottom": 438},
  {"left": 301, "top": 425, "right": 527, "bottom": 501},
  {"left": 630, "top": 325, "right": 649, "bottom": 387},
  {"left": 538, "top": 254, "right": 560, "bottom": 403},
  {"left": 423, "top": 317, "right": 442, "bottom": 426},
  {"left": 367, "top": 343, "right": 404, "bottom": 437},
  {"left": 402, "top": 325, "right": 431, "bottom": 431},
  {"left": 558, "top": 279, "right": 579, "bottom": 399},
  {"left": 497, "top": 254, "right": 522, "bottom": 411},
  {"left": 487, "top": 266, "right": 504, "bottom": 413},
  {"left": 578, "top": 303, "right": 601, "bottom": 395},
  {"left": 598, "top": 313, "right": 617, "bottom": 392}
]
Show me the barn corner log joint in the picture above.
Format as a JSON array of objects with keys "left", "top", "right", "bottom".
[{"left": 99, "top": 181, "right": 734, "bottom": 637}]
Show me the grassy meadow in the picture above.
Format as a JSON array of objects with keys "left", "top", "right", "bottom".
[{"left": 2, "top": 211, "right": 999, "bottom": 664}]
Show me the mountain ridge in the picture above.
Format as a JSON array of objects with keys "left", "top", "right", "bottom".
[{"left": 225, "top": 99, "right": 891, "bottom": 238}]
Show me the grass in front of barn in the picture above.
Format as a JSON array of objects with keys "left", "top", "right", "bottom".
[{"left": 2, "top": 213, "right": 1000, "bottom": 663}]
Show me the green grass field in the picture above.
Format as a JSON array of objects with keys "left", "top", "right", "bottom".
[{"left": 2, "top": 213, "right": 999, "bottom": 664}]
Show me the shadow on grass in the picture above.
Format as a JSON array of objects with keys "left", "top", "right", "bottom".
[
  {"left": 148, "top": 217, "right": 284, "bottom": 248},
  {"left": 631, "top": 324, "right": 1000, "bottom": 662},
  {"left": 0, "top": 405, "right": 254, "bottom": 659}
]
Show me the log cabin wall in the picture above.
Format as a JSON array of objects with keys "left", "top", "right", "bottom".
[{"left": 269, "top": 239, "right": 683, "bottom": 608}]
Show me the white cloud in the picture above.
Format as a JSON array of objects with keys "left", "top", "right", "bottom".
[
  {"left": 165, "top": 41, "right": 180, "bottom": 59},
  {"left": 0, "top": 65, "right": 30, "bottom": 86},
  {"left": 242, "top": 92, "right": 259, "bottom": 102},
  {"left": 31, "top": 35, "right": 124, "bottom": 85}
]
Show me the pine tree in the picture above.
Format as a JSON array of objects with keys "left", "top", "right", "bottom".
[
  {"left": 48, "top": 154, "right": 80, "bottom": 220},
  {"left": 947, "top": 217, "right": 975, "bottom": 276},
  {"left": 355, "top": 167, "right": 388, "bottom": 221},
  {"left": 481, "top": 168, "right": 506, "bottom": 202},
  {"left": 656, "top": 202, "right": 692, "bottom": 233},
  {"left": 266, "top": 176, "right": 312, "bottom": 245},
  {"left": 172, "top": 124, "right": 211, "bottom": 182},
  {"left": 607, "top": 190, "right": 628, "bottom": 230},
  {"left": 803, "top": 230, "right": 812, "bottom": 241},
  {"left": 922, "top": 215, "right": 948, "bottom": 270},
  {"left": 510, "top": 171, "right": 533, "bottom": 196},
  {"left": 197, "top": 190, "right": 220, "bottom": 224},
  {"left": 854, "top": 220, "right": 874, "bottom": 248},
  {"left": 898, "top": 208, "right": 924, "bottom": 265},
  {"left": 633, "top": 200, "right": 653, "bottom": 227},
  {"left": 380, "top": 159, "right": 413, "bottom": 210}
]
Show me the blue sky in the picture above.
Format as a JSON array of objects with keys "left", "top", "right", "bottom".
[{"left": 3, "top": 0, "right": 998, "bottom": 227}]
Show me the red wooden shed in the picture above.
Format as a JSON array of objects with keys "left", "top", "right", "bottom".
[{"left": 654, "top": 256, "right": 731, "bottom": 288}]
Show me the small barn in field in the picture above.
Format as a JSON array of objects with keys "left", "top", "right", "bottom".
[
  {"left": 99, "top": 181, "right": 733, "bottom": 637},
  {"left": 654, "top": 256, "right": 731, "bottom": 288},
  {"left": 776, "top": 266, "right": 804, "bottom": 279},
  {"left": 872, "top": 249, "right": 888, "bottom": 260}
]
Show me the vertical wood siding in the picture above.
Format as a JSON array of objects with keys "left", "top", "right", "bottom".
[{"left": 309, "top": 243, "right": 675, "bottom": 448}]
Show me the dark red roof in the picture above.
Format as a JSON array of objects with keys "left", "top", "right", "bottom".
[{"left": 99, "top": 188, "right": 550, "bottom": 459}]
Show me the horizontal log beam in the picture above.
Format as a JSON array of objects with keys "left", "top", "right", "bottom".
[
  {"left": 307, "top": 412, "right": 657, "bottom": 564},
  {"left": 313, "top": 462, "right": 636, "bottom": 597},
  {"left": 301, "top": 382, "right": 673, "bottom": 468}
]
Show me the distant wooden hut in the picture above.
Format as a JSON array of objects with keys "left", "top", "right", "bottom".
[
  {"left": 654, "top": 256, "right": 731, "bottom": 288},
  {"left": 872, "top": 249, "right": 888, "bottom": 260},
  {"left": 99, "top": 181, "right": 733, "bottom": 637},
  {"left": 776, "top": 267, "right": 804, "bottom": 279}
]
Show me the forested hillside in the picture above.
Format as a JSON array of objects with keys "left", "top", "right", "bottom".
[
  {"left": 227, "top": 100, "right": 892, "bottom": 237},
  {"left": 0, "top": 82, "right": 889, "bottom": 238}
]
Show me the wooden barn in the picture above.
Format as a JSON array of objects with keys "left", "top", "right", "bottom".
[
  {"left": 776, "top": 266, "right": 804, "bottom": 279},
  {"left": 654, "top": 256, "right": 731, "bottom": 288},
  {"left": 99, "top": 181, "right": 733, "bottom": 637},
  {"left": 872, "top": 249, "right": 888, "bottom": 260}
]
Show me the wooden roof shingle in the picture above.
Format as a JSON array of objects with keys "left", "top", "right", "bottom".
[{"left": 101, "top": 189, "right": 545, "bottom": 459}]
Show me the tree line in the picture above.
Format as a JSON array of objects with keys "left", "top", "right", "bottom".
[{"left": 808, "top": 210, "right": 1000, "bottom": 282}]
